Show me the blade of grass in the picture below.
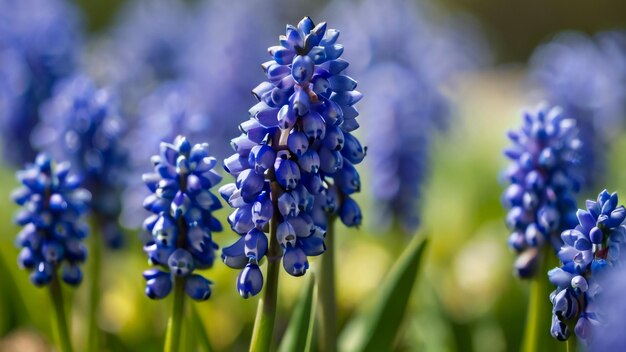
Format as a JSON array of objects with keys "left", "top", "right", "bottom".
[
  {"left": 278, "top": 274, "right": 317, "bottom": 352},
  {"left": 339, "top": 236, "right": 429, "bottom": 352}
]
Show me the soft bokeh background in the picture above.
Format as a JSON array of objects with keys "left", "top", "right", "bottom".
[{"left": 1, "top": 0, "right": 625, "bottom": 351}]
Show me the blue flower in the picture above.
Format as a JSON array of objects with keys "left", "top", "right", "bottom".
[
  {"left": 502, "top": 106, "right": 581, "bottom": 278},
  {"left": 529, "top": 32, "right": 626, "bottom": 188},
  {"left": 11, "top": 153, "right": 91, "bottom": 286},
  {"left": 548, "top": 190, "right": 626, "bottom": 343},
  {"left": 32, "top": 75, "right": 128, "bottom": 248},
  {"left": 221, "top": 16, "right": 364, "bottom": 298},
  {"left": 141, "top": 135, "right": 222, "bottom": 301},
  {"left": 358, "top": 64, "right": 448, "bottom": 233},
  {"left": 326, "top": 0, "right": 489, "bottom": 233},
  {"left": 0, "top": 0, "right": 81, "bottom": 166}
]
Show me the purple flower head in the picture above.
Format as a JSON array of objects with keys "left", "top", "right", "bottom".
[
  {"left": 141, "top": 135, "right": 222, "bottom": 301},
  {"left": 326, "top": 0, "right": 489, "bottom": 233},
  {"left": 502, "top": 106, "right": 581, "bottom": 278},
  {"left": 529, "top": 32, "right": 626, "bottom": 188},
  {"left": 0, "top": 0, "right": 81, "bottom": 166},
  {"left": 32, "top": 75, "right": 128, "bottom": 248},
  {"left": 11, "top": 153, "right": 91, "bottom": 287},
  {"left": 221, "top": 16, "right": 365, "bottom": 298},
  {"left": 548, "top": 189, "right": 626, "bottom": 343},
  {"left": 359, "top": 63, "right": 448, "bottom": 233}
]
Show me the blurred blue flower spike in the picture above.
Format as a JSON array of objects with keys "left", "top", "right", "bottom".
[
  {"left": 0, "top": 0, "right": 81, "bottom": 167},
  {"left": 503, "top": 106, "right": 581, "bottom": 278}
]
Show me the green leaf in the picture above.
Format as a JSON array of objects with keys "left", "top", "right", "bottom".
[
  {"left": 278, "top": 274, "right": 317, "bottom": 352},
  {"left": 339, "top": 236, "right": 429, "bottom": 352},
  {"left": 191, "top": 303, "right": 213, "bottom": 352}
]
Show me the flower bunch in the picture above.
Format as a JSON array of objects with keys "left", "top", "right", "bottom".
[
  {"left": 0, "top": 0, "right": 81, "bottom": 166},
  {"left": 141, "top": 136, "right": 222, "bottom": 301},
  {"left": 548, "top": 190, "right": 626, "bottom": 342},
  {"left": 503, "top": 106, "right": 581, "bottom": 278},
  {"left": 359, "top": 64, "right": 447, "bottom": 232},
  {"left": 11, "top": 153, "right": 90, "bottom": 286},
  {"left": 33, "top": 75, "right": 128, "bottom": 248},
  {"left": 220, "top": 16, "right": 365, "bottom": 298}
]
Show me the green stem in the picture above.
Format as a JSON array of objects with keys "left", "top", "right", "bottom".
[
  {"left": 164, "top": 277, "right": 186, "bottom": 352},
  {"left": 250, "top": 181, "right": 282, "bottom": 352},
  {"left": 521, "top": 247, "right": 558, "bottom": 352},
  {"left": 566, "top": 337, "right": 577, "bottom": 352},
  {"left": 87, "top": 223, "right": 102, "bottom": 352},
  {"left": 49, "top": 274, "right": 74, "bottom": 352},
  {"left": 318, "top": 216, "right": 337, "bottom": 352}
]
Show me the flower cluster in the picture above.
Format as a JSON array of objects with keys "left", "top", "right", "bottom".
[
  {"left": 503, "top": 106, "right": 581, "bottom": 278},
  {"left": 548, "top": 190, "right": 626, "bottom": 342},
  {"left": 359, "top": 64, "right": 448, "bottom": 233},
  {"left": 327, "top": 0, "right": 489, "bottom": 232},
  {"left": 33, "top": 75, "right": 128, "bottom": 248},
  {"left": 529, "top": 32, "right": 626, "bottom": 187},
  {"left": 141, "top": 136, "right": 222, "bottom": 301},
  {"left": 0, "top": 0, "right": 81, "bottom": 166},
  {"left": 220, "top": 17, "right": 365, "bottom": 298},
  {"left": 11, "top": 153, "right": 90, "bottom": 286}
]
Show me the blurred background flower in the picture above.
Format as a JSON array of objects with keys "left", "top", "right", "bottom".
[
  {"left": 0, "top": 0, "right": 82, "bottom": 167},
  {"left": 0, "top": 0, "right": 625, "bottom": 351}
]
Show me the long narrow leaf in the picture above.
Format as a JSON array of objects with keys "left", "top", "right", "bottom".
[
  {"left": 339, "top": 236, "right": 429, "bottom": 352},
  {"left": 278, "top": 274, "right": 317, "bottom": 352}
]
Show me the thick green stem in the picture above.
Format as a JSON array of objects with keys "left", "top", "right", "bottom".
[
  {"left": 250, "top": 182, "right": 282, "bottom": 352},
  {"left": 87, "top": 223, "right": 102, "bottom": 352},
  {"left": 49, "top": 275, "right": 73, "bottom": 352},
  {"left": 164, "top": 278, "right": 186, "bottom": 352},
  {"left": 318, "top": 216, "right": 337, "bottom": 352},
  {"left": 521, "top": 247, "right": 558, "bottom": 352}
]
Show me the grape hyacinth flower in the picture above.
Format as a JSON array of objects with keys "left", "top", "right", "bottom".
[
  {"left": 11, "top": 153, "right": 90, "bottom": 286},
  {"left": 529, "top": 32, "right": 626, "bottom": 188},
  {"left": 548, "top": 190, "right": 626, "bottom": 343},
  {"left": 502, "top": 106, "right": 581, "bottom": 278},
  {"left": 0, "top": 0, "right": 81, "bottom": 166},
  {"left": 220, "top": 16, "right": 365, "bottom": 298},
  {"left": 360, "top": 63, "right": 447, "bottom": 233},
  {"left": 33, "top": 75, "right": 128, "bottom": 248},
  {"left": 141, "top": 135, "right": 222, "bottom": 301},
  {"left": 327, "top": 0, "right": 489, "bottom": 232}
]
